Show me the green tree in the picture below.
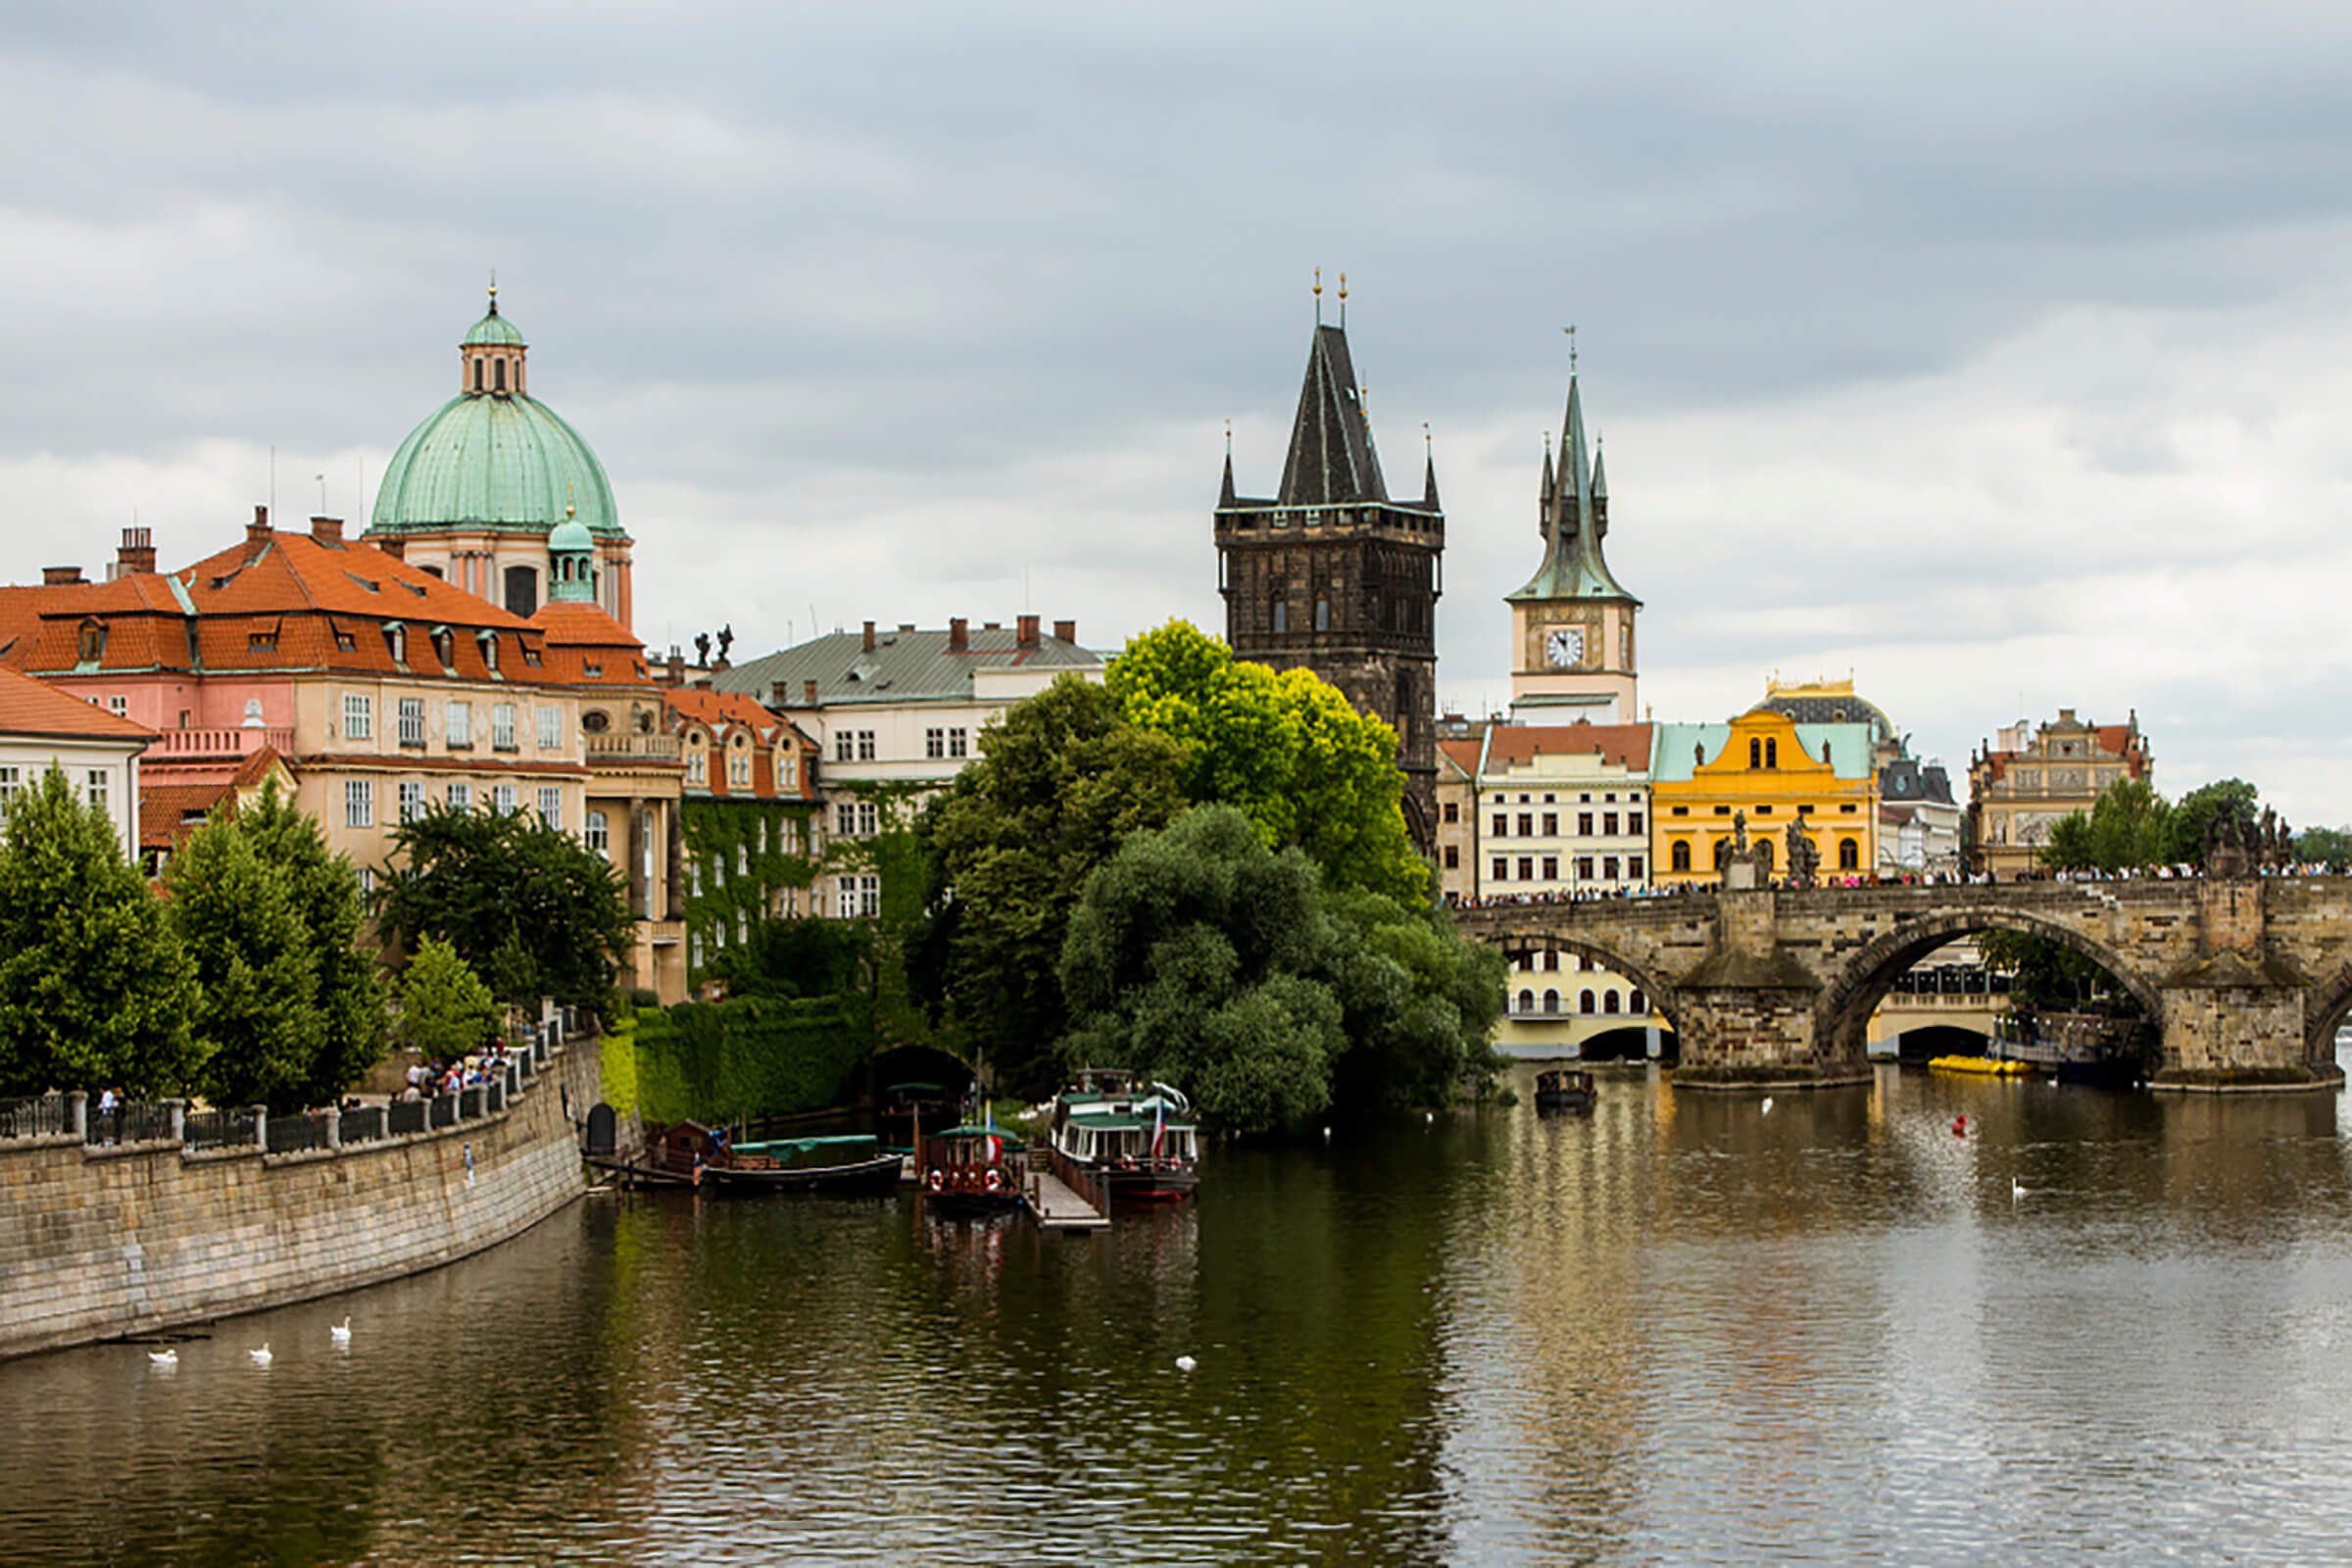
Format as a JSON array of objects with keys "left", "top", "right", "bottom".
[
  {"left": 237, "top": 783, "right": 385, "bottom": 1103},
  {"left": 393, "top": 935, "right": 502, "bottom": 1063},
  {"left": 1977, "top": 928, "right": 2126, "bottom": 1013},
  {"left": 1059, "top": 806, "right": 1496, "bottom": 1133},
  {"left": 1106, "top": 620, "right": 1430, "bottom": 904},
  {"left": 0, "top": 766, "right": 201, "bottom": 1097},
  {"left": 918, "top": 675, "right": 1189, "bottom": 1093},
  {"left": 709, "top": 915, "right": 872, "bottom": 1001},
  {"left": 2039, "top": 811, "right": 2095, "bottom": 872},
  {"left": 2168, "top": 778, "right": 2260, "bottom": 865},
  {"left": 2296, "top": 825, "right": 2352, "bottom": 869},
  {"left": 169, "top": 812, "right": 323, "bottom": 1110},
  {"left": 376, "top": 804, "right": 633, "bottom": 1011},
  {"left": 2038, "top": 777, "right": 2172, "bottom": 873}
]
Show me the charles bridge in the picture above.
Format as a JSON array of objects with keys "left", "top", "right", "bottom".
[{"left": 1454, "top": 872, "right": 2352, "bottom": 1092}]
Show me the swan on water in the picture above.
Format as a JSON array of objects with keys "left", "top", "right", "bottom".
[
  {"left": 249, "top": 1344, "right": 272, "bottom": 1367},
  {"left": 330, "top": 1317, "right": 352, "bottom": 1345}
]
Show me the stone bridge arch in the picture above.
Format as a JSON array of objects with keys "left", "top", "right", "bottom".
[
  {"left": 2299, "top": 961, "right": 2352, "bottom": 1064},
  {"left": 1487, "top": 928, "right": 1686, "bottom": 1036},
  {"left": 1813, "top": 906, "right": 2162, "bottom": 1060}
]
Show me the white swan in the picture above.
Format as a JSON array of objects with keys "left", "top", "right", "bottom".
[
  {"left": 2012, "top": 1177, "right": 2028, "bottom": 1202},
  {"left": 1760, "top": 1097, "right": 1775, "bottom": 1115},
  {"left": 249, "top": 1343, "right": 272, "bottom": 1367},
  {"left": 329, "top": 1317, "right": 352, "bottom": 1345},
  {"left": 1175, "top": 1354, "right": 1198, "bottom": 1373},
  {"left": 147, "top": 1348, "right": 177, "bottom": 1367}
]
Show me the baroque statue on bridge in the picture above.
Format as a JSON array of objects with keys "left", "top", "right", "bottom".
[
  {"left": 1732, "top": 810, "right": 1748, "bottom": 857},
  {"left": 1786, "top": 812, "right": 1820, "bottom": 884}
]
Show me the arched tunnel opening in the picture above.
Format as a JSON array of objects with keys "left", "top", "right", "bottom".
[{"left": 1840, "top": 924, "right": 2155, "bottom": 1085}]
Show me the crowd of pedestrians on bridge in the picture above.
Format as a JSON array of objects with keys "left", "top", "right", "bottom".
[{"left": 1443, "top": 858, "right": 2348, "bottom": 910}]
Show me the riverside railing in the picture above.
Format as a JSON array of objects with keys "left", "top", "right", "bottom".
[{"left": 4, "top": 1038, "right": 564, "bottom": 1159}]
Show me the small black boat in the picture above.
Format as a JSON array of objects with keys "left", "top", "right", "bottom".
[{"left": 1534, "top": 1069, "right": 1596, "bottom": 1114}]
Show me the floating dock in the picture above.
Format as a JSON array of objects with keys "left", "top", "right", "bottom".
[{"left": 1023, "top": 1164, "right": 1109, "bottom": 1232}]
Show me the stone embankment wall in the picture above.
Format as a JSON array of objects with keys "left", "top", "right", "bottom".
[{"left": 0, "top": 1045, "right": 597, "bottom": 1361}]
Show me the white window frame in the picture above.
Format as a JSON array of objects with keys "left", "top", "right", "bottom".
[
  {"left": 397, "top": 781, "right": 423, "bottom": 823},
  {"left": 537, "top": 787, "right": 563, "bottom": 829},
  {"left": 949, "top": 727, "right": 967, "bottom": 760},
  {"left": 398, "top": 697, "right": 425, "bottom": 747},
  {"left": 345, "top": 779, "right": 373, "bottom": 828},
  {"left": 343, "top": 692, "right": 372, "bottom": 740},
  {"left": 494, "top": 783, "right": 516, "bottom": 816},
  {"left": 447, "top": 701, "right": 472, "bottom": 747},
  {"left": 491, "top": 703, "right": 516, "bottom": 751},
  {"left": 537, "top": 706, "right": 562, "bottom": 750},
  {"left": 448, "top": 781, "right": 472, "bottom": 812},
  {"left": 585, "top": 808, "right": 610, "bottom": 859}
]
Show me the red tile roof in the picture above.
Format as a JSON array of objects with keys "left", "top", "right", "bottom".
[
  {"left": 1482, "top": 721, "right": 1653, "bottom": 774},
  {"left": 1437, "top": 737, "right": 1483, "bottom": 777},
  {"left": 0, "top": 665, "right": 155, "bottom": 742}
]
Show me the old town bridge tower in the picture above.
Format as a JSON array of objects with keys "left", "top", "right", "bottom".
[{"left": 1216, "top": 303, "right": 1444, "bottom": 847}]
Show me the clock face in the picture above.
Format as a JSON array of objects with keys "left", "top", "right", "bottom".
[{"left": 1544, "top": 625, "right": 1585, "bottom": 668}]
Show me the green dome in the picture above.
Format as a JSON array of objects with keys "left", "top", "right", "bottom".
[
  {"left": 548, "top": 514, "right": 594, "bottom": 554},
  {"left": 369, "top": 392, "right": 623, "bottom": 541},
  {"left": 462, "top": 306, "right": 527, "bottom": 347}
]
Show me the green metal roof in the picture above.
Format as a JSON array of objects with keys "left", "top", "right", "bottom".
[
  {"left": 368, "top": 391, "right": 623, "bottom": 542},
  {"left": 1508, "top": 374, "right": 1639, "bottom": 607},
  {"left": 715, "top": 626, "right": 1102, "bottom": 709},
  {"left": 463, "top": 306, "right": 526, "bottom": 347},
  {"left": 1066, "top": 1109, "right": 1196, "bottom": 1131}
]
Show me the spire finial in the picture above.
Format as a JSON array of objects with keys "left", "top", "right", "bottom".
[
  {"left": 1338, "top": 270, "right": 1348, "bottom": 327},
  {"left": 488, "top": 269, "right": 499, "bottom": 315},
  {"left": 1422, "top": 419, "right": 1431, "bottom": 455},
  {"left": 1223, "top": 417, "right": 1233, "bottom": 456},
  {"left": 1312, "top": 266, "right": 1322, "bottom": 325},
  {"left": 1565, "top": 322, "right": 1577, "bottom": 374},
  {"left": 565, "top": 480, "right": 576, "bottom": 520}
]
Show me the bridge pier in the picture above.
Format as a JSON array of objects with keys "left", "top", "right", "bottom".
[
  {"left": 1670, "top": 884, "right": 1869, "bottom": 1092},
  {"left": 2151, "top": 878, "right": 2343, "bottom": 1092}
]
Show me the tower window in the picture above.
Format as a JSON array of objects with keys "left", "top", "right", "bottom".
[
  {"left": 1749, "top": 737, "right": 1761, "bottom": 769},
  {"left": 473, "top": 360, "right": 484, "bottom": 392},
  {"left": 1767, "top": 738, "right": 1779, "bottom": 768},
  {"left": 494, "top": 358, "right": 507, "bottom": 393},
  {"left": 1272, "top": 600, "right": 1287, "bottom": 633},
  {"left": 1314, "top": 598, "right": 1330, "bottom": 631}
]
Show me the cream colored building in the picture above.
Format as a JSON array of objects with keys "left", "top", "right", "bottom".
[
  {"left": 0, "top": 665, "right": 154, "bottom": 861},
  {"left": 1969, "top": 709, "right": 2153, "bottom": 879}
]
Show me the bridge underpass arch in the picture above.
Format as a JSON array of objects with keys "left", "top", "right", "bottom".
[
  {"left": 1490, "top": 930, "right": 1683, "bottom": 1053},
  {"left": 1816, "top": 910, "right": 2160, "bottom": 1064},
  {"left": 2300, "top": 963, "right": 2352, "bottom": 1065}
]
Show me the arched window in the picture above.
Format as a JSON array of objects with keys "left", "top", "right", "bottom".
[
  {"left": 1756, "top": 840, "right": 1775, "bottom": 872},
  {"left": 1272, "top": 599, "right": 1288, "bottom": 633},
  {"left": 494, "top": 358, "right": 508, "bottom": 393},
  {"left": 472, "top": 360, "right": 484, "bottom": 392},
  {"left": 1542, "top": 950, "right": 1559, "bottom": 972},
  {"left": 1839, "top": 837, "right": 1860, "bottom": 870},
  {"left": 1629, "top": 988, "right": 1646, "bottom": 1014},
  {"left": 1579, "top": 989, "right": 1596, "bottom": 1014},
  {"left": 1517, "top": 989, "right": 1535, "bottom": 1014},
  {"left": 1766, "top": 738, "right": 1779, "bottom": 768},
  {"left": 1672, "top": 840, "right": 1691, "bottom": 873},
  {"left": 1604, "top": 991, "right": 1621, "bottom": 1014},
  {"left": 1713, "top": 839, "right": 1733, "bottom": 871},
  {"left": 503, "top": 565, "right": 538, "bottom": 616},
  {"left": 1543, "top": 990, "right": 1560, "bottom": 1015},
  {"left": 1749, "top": 737, "right": 1761, "bottom": 768}
]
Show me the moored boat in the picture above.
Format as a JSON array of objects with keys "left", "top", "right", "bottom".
[
  {"left": 1534, "top": 1069, "right": 1595, "bottom": 1113},
  {"left": 918, "top": 1123, "right": 1024, "bottom": 1216},
  {"left": 1050, "top": 1071, "right": 1200, "bottom": 1205},
  {"left": 704, "top": 1133, "right": 903, "bottom": 1195}
]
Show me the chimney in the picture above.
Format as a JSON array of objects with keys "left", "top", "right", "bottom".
[
  {"left": 983, "top": 620, "right": 1001, "bottom": 631},
  {"left": 1016, "top": 613, "right": 1040, "bottom": 647},
  {"left": 41, "top": 565, "right": 85, "bottom": 586},
  {"left": 898, "top": 622, "right": 914, "bottom": 633},
  {"left": 245, "top": 505, "right": 272, "bottom": 562},
  {"left": 114, "top": 526, "right": 156, "bottom": 578},
  {"left": 861, "top": 619, "right": 876, "bottom": 653},
  {"left": 309, "top": 515, "right": 344, "bottom": 545},
  {"left": 949, "top": 617, "right": 968, "bottom": 652},
  {"left": 376, "top": 536, "right": 405, "bottom": 561},
  {"left": 1053, "top": 618, "right": 1075, "bottom": 644},
  {"left": 2058, "top": 707, "right": 2077, "bottom": 724},
  {"left": 667, "top": 648, "right": 686, "bottom": 686}
]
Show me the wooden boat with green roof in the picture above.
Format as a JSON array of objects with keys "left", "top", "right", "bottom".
[
  {"left": 918, "top": 1123, "right": 1025, "bottom": 1216},
  {"left": 701, "top": 1133, "right": 904, "bottom": 1194}
]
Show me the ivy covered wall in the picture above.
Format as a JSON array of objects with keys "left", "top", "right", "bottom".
[
  {"left": 680, "top": 798, "right": 819, "bottom": 983},
  {"left": 629, "top": 993, "right": 875, "bottom": 1124}
]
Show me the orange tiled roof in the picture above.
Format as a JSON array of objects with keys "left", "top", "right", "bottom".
[
  {"left": 0, "top": 664, "right": 155, "bottom": 742},
  {"left": 1437, "top": 737, "right": 1483, "bottom": 777},
  {"left": 1483, "top": 721, "right": 1653, "bottom": 774}
]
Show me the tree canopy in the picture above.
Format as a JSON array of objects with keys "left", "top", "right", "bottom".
[
  {"left": 393, "top": 935, "right": 501, "bottom": 1063},
  {"left": 2167, "top": 778, "right": 2261, "bottom": 864},
  {"left": 169, "top": 808, "right": 331, "bottom": 1110},
  {"left": 915, "top": 675, "right": 1188, "bottom": 1093},
  {"left": 1058, "top": 806, "right": 1499, "bottom": 1134},
  {"left": 376, "top": 803, "right": 634, "bottom": 1010},
  {"left": 0, "top": 766, "right": 201, "bottom": 1097},
  {"left": 2039, "top": 777, "right": 2171, "bottom": 872},
  {"left": 235, "top": 784, "right": 385, "bottom": 1104},
  {"left": 2296, "top": 825, "right": 2352, "bottom": 868},
  {"left": 1106, "top": 620, "right": 1430, "bottom": 905}
]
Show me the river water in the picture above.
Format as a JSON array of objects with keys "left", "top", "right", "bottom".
[{"left": 7, "top": 1059, "right": 2352, "bottom": 1566}]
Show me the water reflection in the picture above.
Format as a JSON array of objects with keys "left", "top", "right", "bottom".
[{"left": 4, "top": 1060, "right": 2352, "bottom": 1565}]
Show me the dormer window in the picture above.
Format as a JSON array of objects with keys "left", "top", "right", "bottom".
[
  {"left": 432, "top": 629, "right": 455, "bottom": 667},
  {"left": 385, "top": 624, "right": 407, "bottom": 664},
  {"left": 479, "top": 632, "right": 499, "bottom": 673},
  {"left": 76, "top": 621, "right": 105, "bottom": 663}
]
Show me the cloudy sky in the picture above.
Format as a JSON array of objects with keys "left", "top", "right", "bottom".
[{"left": 5, "top": 3, "right": 2350, "bottom": 819}]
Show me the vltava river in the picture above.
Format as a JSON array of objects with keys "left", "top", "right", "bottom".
[{"left": 6, "top": 1059, "right": 2352, "bottom": 1566}]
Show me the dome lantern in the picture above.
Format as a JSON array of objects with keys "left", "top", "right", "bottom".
[{"left": 460, "top": 279, "right": 528, "bottom": 397}]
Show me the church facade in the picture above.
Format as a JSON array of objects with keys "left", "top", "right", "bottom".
[{"left": 1215, "top": 316, "right": 1445, "bottom": 845}]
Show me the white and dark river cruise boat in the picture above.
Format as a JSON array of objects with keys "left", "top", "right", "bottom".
[{"left": 1048, "top": 1068, "right": 1201, "bottom": 1205}]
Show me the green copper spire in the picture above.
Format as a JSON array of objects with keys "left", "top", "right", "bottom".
[{"left": 1507, "top": 367, "right": 1637, "bottom": 606}]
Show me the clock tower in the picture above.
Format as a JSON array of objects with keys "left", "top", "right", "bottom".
[{"left": 1507, "top": 358, "right": 1640, "bottom": 719}]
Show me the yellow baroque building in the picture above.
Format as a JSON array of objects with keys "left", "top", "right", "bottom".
[{"left": 1650, "top": 709, "right": 1878, "bottom": 884}]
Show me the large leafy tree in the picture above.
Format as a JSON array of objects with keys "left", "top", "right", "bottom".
[
  {"left": 918, "top": 675, "right": 1188, "bottom": 1093},
  {"left": 0, "top": 766, "right": 201, "bottom": 1097},
  {"left": 2167, "top": 778, "right": 2261, "bottom": 865},
  {"left": 376, "top": 804, "right": 634, "bottom": 1010},
  {"left": 2040, "top": 777, "right": 2172, "bottom": 872},
  {"left": 2296, "top": 825, "right": 2352, "bottom": 868},
  {"left": 1059, "top": 806, "right": 1497, "bottom": 1133},
  {"left": 169, "top": 811, "right": 324, "bottom": 1109},
  {"left": 393, "top": 935, "right": 502, "bottom": 1063},
  {"left": 237, "top": 783, "right": 385, "bottom": 1103},
  {"left": 1106, "top": 620, "right": 1430, "bottom": 905}
]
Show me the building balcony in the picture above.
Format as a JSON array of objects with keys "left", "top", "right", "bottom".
[
  {"left": 149, "top": 725, "right": 297, "bottom": 760},
  {"left": 585, "top": 732, "right": 681, "bottom": 762}
]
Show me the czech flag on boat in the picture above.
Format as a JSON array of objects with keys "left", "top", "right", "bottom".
[
  {"left": 984, "top": 1102, "right": 1002, "bottom": 1165},
  {"left": 1152, "top": 1095, "right": 1165, "bottom": 1161}
]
